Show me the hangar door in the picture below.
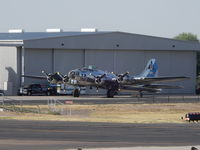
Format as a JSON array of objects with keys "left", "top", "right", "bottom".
[
  {"left": 24, "top": 48, "right": 84, "bottom": 85},
  {"left": 54, "top": 49, "right": 84, "bottom": 74},
  {"left": 24, "top": 48, "right": 53, "bottom": 84}
]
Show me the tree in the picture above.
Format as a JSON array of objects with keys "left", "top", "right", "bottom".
[
  {"left": 174, "top": 33, "right": 200, "bottom": 77},
  {"left": 174, "top": 32, "right": 199, "bottom": 42}
]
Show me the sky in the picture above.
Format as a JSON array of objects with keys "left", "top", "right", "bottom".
[{"left": 0, "top": 0, "right": 199, "bottom": 39}]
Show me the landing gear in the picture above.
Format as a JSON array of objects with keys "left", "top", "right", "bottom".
[
  {"left": 139, "top": 91, "right": 143, "bottom": 98},
  {"left": 46, "top": 90, "right": 51, "bottom": 96},
  {"left": 107, "top": 89, "right": 115, "bottom": 98},
  {"left": 73, "top": 88, "right": 80, "bottom": 97},
  {"left": 27, "top": 91, "right": 32, "bottom": 96}
]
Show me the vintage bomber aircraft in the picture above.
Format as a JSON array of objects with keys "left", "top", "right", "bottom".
[
  {"left": 23, "top": 59, "right": 189, "bottom": 98},
  {"left": 66, "top": 59, "right": 189, "bottom": 97},
  {"left": 67, "top": 65, "right": 119, "bottom": 97}
]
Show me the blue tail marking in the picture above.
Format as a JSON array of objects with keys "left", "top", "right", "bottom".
[{"left": 140, "top": 59, "right": 158, "bottom": 78}]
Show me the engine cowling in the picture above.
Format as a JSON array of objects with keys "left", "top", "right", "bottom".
[
  {"left": 95, "top": 74, "right": 106, "bottom": 85},
  {"left": 117, "top": 72, "right": 129, "bottom": 82}
]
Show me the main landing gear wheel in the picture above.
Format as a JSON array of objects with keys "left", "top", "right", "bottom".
[
  {"left": 139, "top": 92, "right": 143, "bottom": 98},
  {"left": 107, "top": 89, "right": 115, "bottom": 98},
  {"left": 27, "top": 91, "right": 32, "bottom": 96},
  {"left": 73, "top": 89, "right": 80, "bottom": 97},
  {"left": 46, "top": 91, "right": 51, "bottom": 96}
]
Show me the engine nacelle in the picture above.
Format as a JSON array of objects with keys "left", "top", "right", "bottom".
[
  {"left": 117, "top": 72, "right": 129, "bottom": 82},
  {"left": 95, "top": 74, "right": 106, "bottom": 85},
  {"left": 95, "top": 78, "right": 104, "bottom": 85}
]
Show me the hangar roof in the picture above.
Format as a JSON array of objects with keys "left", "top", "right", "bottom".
[
  {"left": 0, "top": 31, "right": 109, "bottom": 40},
  {"left": 0, "top": 31, "right": 200, "bottom": 51}
]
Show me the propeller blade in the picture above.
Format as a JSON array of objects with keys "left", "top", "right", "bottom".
[
  {"left": 42, "top": 70, "right": 49, "bottom": 77},
  {"left": 100, "top": 74, "right": 106, "bottom": 79},
  {"left": 118, "top": 72, "right": 129, "bottom": 81},
  {"left": 95, "top": 74, "right": 106, "bottom": 84}
]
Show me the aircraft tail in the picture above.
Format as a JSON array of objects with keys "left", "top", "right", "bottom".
[{"left": 140, "top": 59, "right": 158, "bottom": 78}]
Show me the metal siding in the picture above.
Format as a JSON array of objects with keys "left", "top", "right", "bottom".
[
  {"left": 170, "top": 51, "right": 195, "bottom": 94},
  {"left": 24, "top": 32, "right": 200, "bottom": 51},
  {"left": 115, "top": 50, "right": 145, "bottom": 74},
  {"left": 54, "top": 49, "right": 84, "bottom": 74},
  {"left": 0, "top": 46, "right": 18, "bottom": 95},
  {"left": 85, "top": 50, "right": 115, "bottom": 71},
  {"left": 24, "top": 48, "right": 53, "bottom": 85}
]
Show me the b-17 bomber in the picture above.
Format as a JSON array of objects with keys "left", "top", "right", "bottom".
[{"left": 23, "top": 59, "right": 189, "bottom": 98}]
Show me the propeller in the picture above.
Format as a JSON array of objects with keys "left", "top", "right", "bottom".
[
  {"left": 117, "top": 72, "right": 129, "bottom": 82},
  {"left": 95, "top": 74, "right": 106, "bottom": 84},
  {"left": 42, "top": 70, "right": 53, "bottom": 82},
  {"left": 59, "top": 72, "right": 69, "bottom": 83},
  {"left": 42, "top": 71, "right": 64, "bottom": 83}
]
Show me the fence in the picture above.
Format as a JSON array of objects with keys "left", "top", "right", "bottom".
[{"left": 134, "top": 95, "right": 200, "bottom": 104}]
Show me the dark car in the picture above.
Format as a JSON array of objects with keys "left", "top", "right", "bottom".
[
  {"left": 196, "top": 87, "right": 200, "bottom": 95},
  {"left": 18, "top": 84, "right": 56, "bottom": 96},
  {"left": 0, "top": 90, "right": 4, "bottom": 96}
]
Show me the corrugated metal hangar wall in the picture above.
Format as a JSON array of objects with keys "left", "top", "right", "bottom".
[{"left": 0, "top": 46, "right": 21, "bottom": 95}]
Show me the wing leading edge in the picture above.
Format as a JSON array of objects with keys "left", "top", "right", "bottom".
[{"left": 135, "top": 76, "right": 189, "bottom": 84}]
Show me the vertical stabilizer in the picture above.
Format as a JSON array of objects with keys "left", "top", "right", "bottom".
[{"left": 140, "top": 59, "right": 158, "bottom": 78}]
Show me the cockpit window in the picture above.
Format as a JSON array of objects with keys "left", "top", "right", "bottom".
[
  {"left": 88, "top": 65, "right": 96, "bottom": 70},
  {"left": 75, "top": 71, "right": 79, "bottom": 75},
  {"left": 82, "top": 65, "right": 97, "bottom": 70}
]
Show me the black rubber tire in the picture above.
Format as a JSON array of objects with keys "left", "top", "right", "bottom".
[
  {"left": 27, "top": 91, "right": 32, "bottom": 96},
  {"left": 139, "top": 92, "right": 143, "bottom": 98},
  {"left": 107, "top": 89, "right": 115, "bottom": 98},
  {"left": 46, "top": 91, "right": 51, "bottom": 96},
  {"left": 73, "top": 89, "right": 80, "bottom": 97}
]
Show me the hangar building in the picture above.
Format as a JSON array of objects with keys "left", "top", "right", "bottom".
[{"left": 0, "top": 30, "right": 200, "bottom": 95}]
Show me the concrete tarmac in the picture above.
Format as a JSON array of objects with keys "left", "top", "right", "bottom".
[{"left": 0, "top": 120, "right": 200, "bottom": 150}]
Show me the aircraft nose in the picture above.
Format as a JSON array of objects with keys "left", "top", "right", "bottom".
[{"left": 69, "top": 71, "right": 76, "bottom": 79}]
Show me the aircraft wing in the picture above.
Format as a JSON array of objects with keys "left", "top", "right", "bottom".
[
  {"left": 120, "top": 83, "right": 183, "bottom": 93},
  {"left": 22, "top": 75, "right": 46, "bottom": 79},
  {"left": 120, "top": 85, "right": 160, "bottom": 93},
  {"left": 144, "top": 84, "right": 183, "bottom": 89},
  {"left": 134, "top": 76, "right": 189, "bottom": 84}
]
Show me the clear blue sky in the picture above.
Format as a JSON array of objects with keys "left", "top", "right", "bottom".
[{"left": 0, "top": 0, "right": 199, "bottom": 39}]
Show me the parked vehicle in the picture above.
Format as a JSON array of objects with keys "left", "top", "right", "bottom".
[
  {"left": 18, "top": 84, "right": 56, "bottom": 96},
  {"left": 183, "top": 112, "right": 200, "bottom": 122},
  {"left": 56, "top": 84, "right": 86, "bottom": 95},
  {"left": 0, "top": 90, "right": 4, "bottom": 96},
  {"left": 196, "top": 87, "right": 200, "bottom": 94}
]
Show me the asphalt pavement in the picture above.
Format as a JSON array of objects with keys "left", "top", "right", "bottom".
[
  {"left": 1, "top": 95, "right": 200, "bottom": 105},
  {"left": 0, "top": 120, "right": 199, "bottom": 150}
]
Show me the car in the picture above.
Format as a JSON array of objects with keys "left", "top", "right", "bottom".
[
  {"left": 196, "top": 87, "right": 200, "bottom": 94},
  {"left": 0, "top": 90, "right": 4, "bottom": 96},
  {"left": 18, "top": 84, "right": 56, "bottom": 96}
]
